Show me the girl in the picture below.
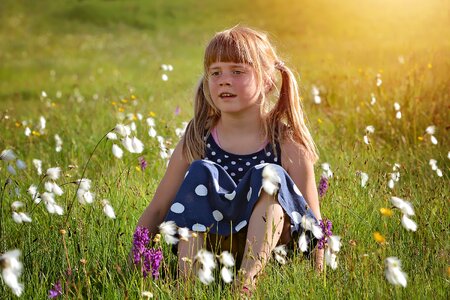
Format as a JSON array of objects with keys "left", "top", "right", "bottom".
[{"left": 135, "top": 25, "right": 324, "bottom": 293}]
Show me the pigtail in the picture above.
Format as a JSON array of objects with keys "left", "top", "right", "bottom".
[
  {"left": 268, "top": 62, "right": 319, "bottom": 162},
  {"left": 182, "top": 77, "right": 220, "bottom": 162}
]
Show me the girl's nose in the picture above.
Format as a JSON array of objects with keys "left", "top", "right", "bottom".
[{"left": 219, "top": 82, "right": 231, "bottom": 86}]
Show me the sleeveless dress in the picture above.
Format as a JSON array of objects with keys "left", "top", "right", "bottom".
[{"left": 164, "top": 132, "right": 319, "bottom": 248}]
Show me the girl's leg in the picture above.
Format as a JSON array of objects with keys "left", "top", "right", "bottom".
[
  {"left": 178, "top": 232, "right": 204, "bottom": 279},
  {"left": 239, "top": 191, "right": 287, "bottom": 289}
]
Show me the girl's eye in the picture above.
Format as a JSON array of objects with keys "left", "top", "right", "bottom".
[
  {"left": 210, "top": 71, "right": 220, "bottom": 76},
  {"left": 233, "top": 70, "right": 244, "bottom": 75}
]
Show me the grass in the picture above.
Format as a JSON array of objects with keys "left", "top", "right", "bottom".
[{"left": 0, "top": 0, "right": 448, "bottom": 298}]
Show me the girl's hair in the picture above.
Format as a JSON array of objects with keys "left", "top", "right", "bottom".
[{"left": 182, "top": 25, "right": 319, "bottom": 163}]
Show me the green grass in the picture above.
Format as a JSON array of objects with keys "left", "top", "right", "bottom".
[{"left": 0, "top": 0, "right": 449, "bottom": 298}]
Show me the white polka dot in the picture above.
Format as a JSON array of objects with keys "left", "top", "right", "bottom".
[
  {"left": 231, "top": 172, "right": 236, "bottom": 177},
  {"left": 235, "top": 220, "right": 247, "bottom": 232},
  {"left": 293, "top": 184, "right": 302, "bottom": 196},
  {"left": 224, "top": 191, "right": 236, "bottom": 200},
  {"left": 260, "top": 160, "right": 265, "bottom": 164},
  {"left": 231, "top": 161, "right": 236, "bottom": 165},
  {"left": 195, "top": 185, "right": 208, "bottom": 196},
  {"left": 247, "top": 188, "right": 252, "bottom": 201},
  {"left": 207, "top": 143, "right": 211, "bottom": 148},
  {"left": 184, "top": 171, "right": 189, "bottom": 178},
  {"left": 212, "top": 151, "right": 216, "bottom": 156},
  {"left": 205, "top": 157, "right": 209, "bottom": 160},
  {"left": 224, "top": 166, "right": 228, "bottom": 170},
  {"left": 266, "top": 152, "right": 271, "bottom": 157},
  {"left": 246, "top": 162, "right": 251, "bottom": 166},
  {"left": 170, "top": 202, "right": 185, "bottom": 214},
  {"left": 192, "top": 223, "right": 207, "bottom": 232},
  {"left": 292, "top": 211, "right": 302, "bottom": 224},
  {"left": 255, "top": 163, "right": 268, "bottom": 169},
  {"left": 217, "top": 159, "right": 222, "bottom": 163},
  {"left": 274, "top": 157, "right": 278, "bottom": 162},
  {"left": 238, "top": 167, "right": 243, "bottom": 172},
  {"left": 212, "top": 210, "right": 223, "bottom": 221},
  {"left": 224, "top": 155, "right": 229, "bottom": 158},
  {"left": 238, "top": 158, "right": 242, "bottom": 161},
  {"left": 252, "top": 156, "right": 257, "bottom": 160}
]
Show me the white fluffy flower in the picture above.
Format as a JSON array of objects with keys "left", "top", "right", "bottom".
[
  {"left": 112, "top": 144, "right": 123, "bottom": 159},
  {"left": 396, "top": 111, "right": 402, "bottom": 119},
  {"left": 273, "top": 245, "right": 288, "bottom": 264},
  {"left": 54, "top": 134, "right": 63, "bottom": 152},
  {"left": 15, "top": 159, "right": 26, "bottom": 170},
  {"left": 388, "top": 179, "right": 395, "bottom": 189},
  {"left": 262, "top": 164, "right": 281, "bottom": 195},
  {"left": 178, "top": 227, "right": 191, "bottom": 241},
  {"left": 429, "top": 159, "right": 437, "bottom": 170},
  {"left": 390, "top": 196, "right": 414, "bottom": 216},
  {"left": 328, "top": 235, "right": 341, "bottom": 252},
  {"left": 325, "top": 248, "right": 338, "bottom": 270},
  {"left": 195, "top": 249, "right": 217, "bottom": 271},
  {"left": 363, "top": 135, "right": 370, "bottom": 145},
  {"left": 24, "top": 127, "right": 31, "bottom": 136},
  {"left": 360, "top": 172, "right": 369, "bottom": 187},
  {"left": 220, "top": 266, "right": 233, "bottom": 283},
  {"left": 430, "top": 135, "right": 438, "bottom": 145},
  {"left": 401, "top": 214, "right": 417, "bottom": 232},
  {"left": 385, "top": 257, "right": 407, "bottom": 287},
  {"left": 7, "top": 165, "right": 16, "bottom": 175},
  {"left": 101, "top": 199, "right": 116, "bottom": 219},
  {"left": 198, "top": 266, "right": 214, "bottom": 285},
  {"left": 298, "top": 232, "right": 308, "bottom": 252},
  {"left": 77, "top": 178, "right": 92, "bottom": 191},
  {"left": 114, "top": 124, "right": 131, "bottom": 137},
  {"left": 146, "top": 117, "right": 155, "bottom": 127},
  {"left": 394, "top": 102, "right": 400, "bottom": 111},
  {"left": 436, "top": 169, "right": 443, "bottom": 177},
  {"left": 46, "top": 167, "right": 61, "bottom": 180},
  {"left": 0, "top": 249, "right": 24, "bottom": 296},
  {"left": 77, "top": 189, "right": 94, "bottom": 204},
  {"left": 159, "top": 221, "right": 179, "bottom": 245},
  {"left": 321, "top": 163, "right": 333, "bottom": 178},
  {"left": 161, "top": 74, "right": 168, "bottom": 81},
  {"left": 32, "top": 159, "right": 42, "bottom": 175},
  {"left": 370, "top": 93, "right": 376, "bottom": 105},
  {"left": 301, "top": 215, "right": 323, "bottom": 239},
  {"left": 12, "top": 212, "right": 32, "bottom": 224},
  {"left": 148, "top": 127, "right": 157, "bottom": 138},
  {"left": 106, "top": 132, "right": 118, "bottom": 140},
  {"left": 365, "top": 125, "right": 375, "bottom": 134},
  {"left": 121, "top": 136, "right": 144, "bottom": 154},
  {"left": 425, "top": 125, "right": 435, "bottom": 135},
  {"left": 11, "top": 201, "right": 24, "bottom": 210},
  {"left": 218, "top": 251, "right": 235, "bottom": 268}
]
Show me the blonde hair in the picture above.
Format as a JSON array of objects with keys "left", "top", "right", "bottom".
[{"left": 182, "top": 25, "right": 319, "bottom": 163}]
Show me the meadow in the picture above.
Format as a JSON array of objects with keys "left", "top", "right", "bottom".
[{"left": 0, "top": 0, "right": 449, "bottom": 298}]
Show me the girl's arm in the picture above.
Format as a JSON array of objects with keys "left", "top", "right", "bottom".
[
  {"left": 281, "top": 139, "right": 322, "bottom": 221},
  {"left": 135, "top": 140, "right": 190, "bottom": 235}
]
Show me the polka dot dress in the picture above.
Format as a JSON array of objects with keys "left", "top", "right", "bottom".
[{"left": 164, "top": 134, "right": 318, "bottom": 238}]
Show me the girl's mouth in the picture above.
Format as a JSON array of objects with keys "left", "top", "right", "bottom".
[{"left": 219, "top": 92, "right": 237, "bottom": 99}]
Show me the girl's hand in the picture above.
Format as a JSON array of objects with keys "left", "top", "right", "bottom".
[{"left": 314, "top": 247, "right": 324, "bottom": 273}]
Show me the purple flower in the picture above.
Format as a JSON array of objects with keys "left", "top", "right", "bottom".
[
  {"left": 138, "top": 156, "right": 148, "bottom": 171},
  {"left": 318, "top": 176, "right": 329, "bottom": 198},
  {"left": 174, "top": 106, "right": 180, "bottom": 116},
  {"left": 132, "top": 226, "right": 163, "bottom": 279},
  {"left": 317, "top": 219, "right": 333, "bottom": 249},
  {"left": 48, "top": 280, "right": 62, "bottom": 298}
]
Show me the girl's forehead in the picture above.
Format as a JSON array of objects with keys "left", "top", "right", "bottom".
[{"left": 208, "top": 62, "right": 250, "bottom": 69}]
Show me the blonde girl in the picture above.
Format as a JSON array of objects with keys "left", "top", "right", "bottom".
[{"left": 136, "top": 25, "right": 323, "bottom": 293}]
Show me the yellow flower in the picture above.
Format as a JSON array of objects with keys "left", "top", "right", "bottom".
[
  {"left": 121, "top": 98, "right": 128, "bottom": 103},
  {"left": 51, "top": 102, "right": 56, "bottom": 107},
  {"left": 15, "top": 122, "right": 21, "bottom": 127},
  {"left": 111, "top": 101, "right": 117, "bottom": 106},
  {"left": 427, "top": 63, "right": 432, "bottom": 69},
  {"left": 417, "top": 136, "right": 424, "bottom": 141},
  {"left": 32, "top": 130, "right": 41, "bottom": 136},
  {"left": 118, "top": 107, "right": 125, "bottom": 112},
  {"left": 373, "top": 232, "right": 386, "bottom": 244},
  {"left": 379, "top": 208, "right": 393, "bottom": 217},
  {"left": 149, "top": 111, "right": 156, "bottom": 117},
  {"left": 135, "top": 166, "right": 141, "bottom": 172},
  {"left": 153, "top": 234, "right": 161, "bottom": 243},
  {"left": 317, "top": 118, "right": 323, "bottom": 124},
  {"left": 131, "top": 94, "right": 136, "bottom": 100}
]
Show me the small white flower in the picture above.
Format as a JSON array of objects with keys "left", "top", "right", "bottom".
[
  {"left": 12, "top": 212, "right": 22, "bottom": 224},
  {"left": 32, "top": 159, "right": 42, "bottom": 175},
  {"left": 106, "top": 132, "right": 118, "bottom": 140},
  {"left": 301, "top": 216, "right": 323, "bottom": 239},
  {"left": 130, "top": 121, "right": 137, "bottom": 132},
  {"left": 390, "top": 197, "right": 414, "bottom": 216},
  {"left": 136, "top": 113, "right": 143, "bottom": 120},
  {"left": 396, "top": 111, "right": 402, "bottom": 119},
  {"left": 430, "top": 135, "right": 438, "bottom": 145},
  {"left": 11, "top": 201, "right": 24, "bottom": 210},
  {"left": 388, "top": 179, "right": 395, "bottom": 189},
  {"left": 148, "top": 127, "right": 157, "bottom": 138},
  {"left": 273, "top": 245, "right": 288, "bottom": 264},
  {"left": 370, "top": 93, "right": 376, "bottom": 105},
  {"left": 141, "top": 291, "right": 153, "bottom": 298},
  {"left": 401, "top": 214, "right": 417, "bottom": 231},
  {"left": 262, "top": 165, "right": 281, "bottom": 196},
  {"left": 114, "top": 124, "right": 131, "bottom": 137},
  {"left": 54, "top": 134, "right": 63, "bottom": 152},
  {"left": 101, "top": 199, "right": 116, "bottom": 219},
  {"left": 394, "top": 102, "right": 400, "bottom": 111},
  {"left": 195, "top": 249, "right": 216, "bottom": 270},
  {"left": 159, "top": 221, "right": 179, "bottom": 245},
  {"left": 425, "top": 125, "right": 435, "bottom": 135},
  {"left": 429, "top": 159, "right": 437, "bottom": 170},
  {"left": 360, "top": 172, "right": 369, "bottom": 187},
  {"left": 385, "top": 257, "right": 407, "bottom": 287},
  {"left": 376, "top": 74, "right": 382, "bottom": 87},
  {"left": 52, "top": 182, "right": 64, "bottom": 196},
  {"left": 298, "top": 232, "right": 308, "bottom": 252},
  {"left": 77, "top": 178, "right": 92, "bottom": 191},
  {"left": 328, "top": 235, "right": 341, "bottom": 252},
  {"left": 161, "top": 64, "right": 169, "bottom": 71},
  {"left": 46, "top": 167, "right": 61, "bottom": 180},
  {"left": 220, "top": 266, "right": 233, "bottom": 283},
  {"left": 365, "top": 125, "right": 375, "bottom": 134},
  {"left": 16, "top": 159, "right": 26, "bottom": 170},
  {"left": 112, "top": 144, "right": 123, "bottom": 159},
  {"left": 321, "top": 163, "right": 333, "bottom": 178},
  {"left": 178, "top": 227, "right": 191, "bottom": 241},
  {"left": 198, "top": 266, "right": 214, "bottom": 284},
  {"left": 325, "top": 248, "right": 338, "bottom": 270},
  {"left": 18, "top": 212, "right": 32, "bottom": 223},
  {"left": 77, "top": 189, "right": 94, "bottom": 204},
  {"left": 436, "top": 169, "right": 443, "bottom": 177},
  {"left": 24, "top": 127, "right": 31, "bottom": 136},
  {"left": 131, "top": 136, "right": 144, "bottom": 153},
  {"left": 363, "top": 135, "right": 370, "bottom": 145},
  {"left": 39, "top": 116, "right": 46, "bottom": 133},
  {"left": 0, "top": 249, "right": 24, "bottom": 296},
  {"left": 162, "top": 74, "right": 168, "bottom": 81},
  {"left": 218, "top": 251, "right": 235, "bottom": 268},
  {"left": 146, "top": 117, "right": 155, "bottom": 127},
  {"left": 27, "top": 185, "right": 39, "bottom": 200}
]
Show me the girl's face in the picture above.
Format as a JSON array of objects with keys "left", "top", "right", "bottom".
[{"left": 207, "top": 62, "right": 261, "bottom": 116}]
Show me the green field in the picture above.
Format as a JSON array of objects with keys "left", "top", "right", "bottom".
[{"left": 0, "top": 0, "right": 448, "bottom": 298}]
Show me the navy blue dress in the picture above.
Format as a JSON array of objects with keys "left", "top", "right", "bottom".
[{"left": 164, "top": 134, "right": 318, "bottom": 240}]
